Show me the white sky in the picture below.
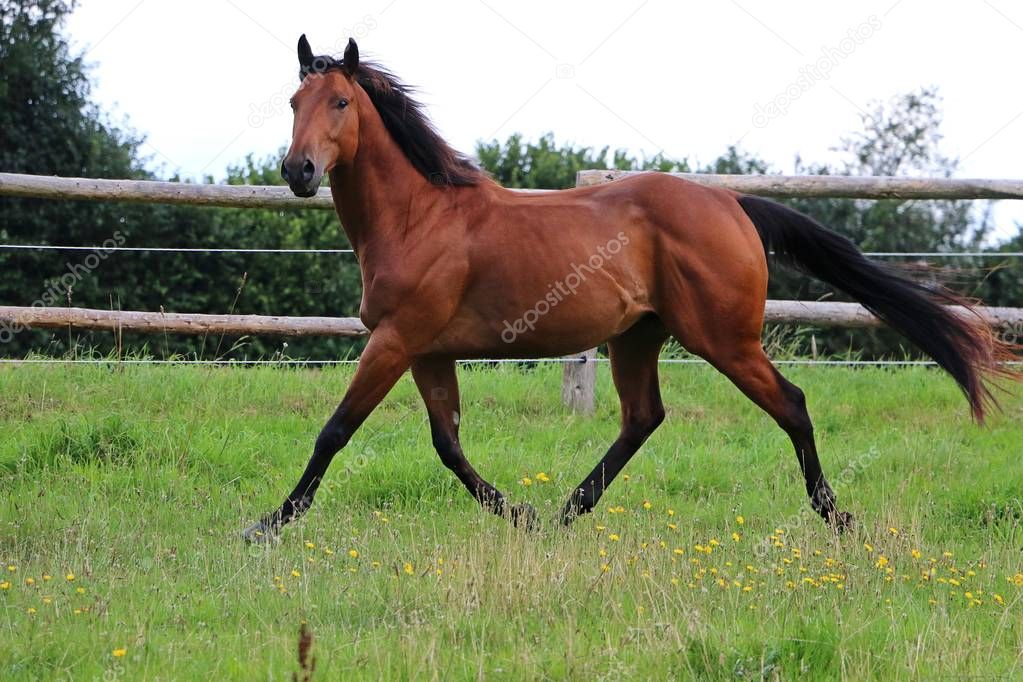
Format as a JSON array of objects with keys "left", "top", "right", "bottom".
[{"left": 65, "top": 0, "right": 1023, "bottom": 239}]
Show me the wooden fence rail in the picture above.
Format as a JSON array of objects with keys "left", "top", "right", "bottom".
[
  {"left": 7, "top": 171, "right": 1023, "bottom": 208},
  {"left": 575, "top": 170, "right": 1023, "bottom": 199},
  {"left": 3, "top": 301, "right": 1020, "bottom": 338}
]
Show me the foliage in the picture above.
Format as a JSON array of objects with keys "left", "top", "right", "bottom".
[{"left": 0, "top": 3, "right": 1019, "bottom": 361}]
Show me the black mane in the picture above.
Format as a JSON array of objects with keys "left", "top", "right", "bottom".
[{"left": 302, "top": 55, "right": 483, "bottom": 187}]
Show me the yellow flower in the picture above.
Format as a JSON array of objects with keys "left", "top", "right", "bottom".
[
  {"left": 348, "top": 549, "right": 359, "bottom": 559},
  {"left": 25, "top": 577, "right": 34, "bottom": 586},
  {"left": 112, "top": 648, "right": 127, "bottom": 658},
  {"left": 673, "top": 548, "right": 684, "bottom": 556},
  {"left": 65, "top": 573, "right": 75, "bottom": 582},
  {"left": 911, "top": 549, "right": 922, "bottom": 560},
  {"left": 608, "top": 534, "right": 620, "bottom": 542},
  {"left": 42, "top": 574, "right": 51, "bottom": 582},
  {"left": 520, "top": 477, "right": 532, "bottom": 486},
  {"left": 290, "top": 570, "right": 301, "bottom": 578},
  {"left": 0, "top": 581, "right": 10, "bottom": 590},
  {"left": 599, "top": 548, "right": 607, "bottom": 557},
  {"left": 536, "top": 472, "right": 550, "bottom": 482},
  {"left": 642, "top": 501, "right": 652, "bottom": 510},
  {"left": 1010, "top": 573, "right": 1023, "bottom": 587},
  {"left": 26, "top": 607, "right": 36, "bottom": 614},
  {"left": 42, "top": 597, "right": 51, "bottom": 605},
  {"left": 863, "top": 543, "right": 873, "bottom": 553},
  {"left": 305, "top": 541, "right": 315, "bottom": 549},
  {"left": 667, "top": 508, "right": 675, "bottom": 516},
  {"left": 888, "top": 527, "right": 899, "bottom": 536},
  {"left": 76, "top": 587, "right": 85, "bottom": 594},
  {"left": 994, "top": 593, "right": 1005, "bottom": 605},
  {"left": 403, "top": 563, "right": 414, "bottom": 575},
  {"left": 736, "top": 515, "right": 745, "bottom": 525},
  {"left": 622, "top": 474, "right": 630, "bottom": 481},
  {"left": 667, "top": 523, "right": 677, "bottom": 531},
  {"left": 876, "top": 556, "right": 890, "bottom": 569},
  {"left": 324, "top": 548, "right": 334, "bottom": 556},
  {"left": 731, "top": 532, "right": 741, "bottom": 542},
  {"left": 601, "top": 563, "right": 610, "bottom": 573}
]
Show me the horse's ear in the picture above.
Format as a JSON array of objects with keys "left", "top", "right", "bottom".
[
  {"left": 297, "top": 34, "right": 314, "bottom": 71},
  {"left": 342, "top": 38, "right": 359, "bottom": 76}
]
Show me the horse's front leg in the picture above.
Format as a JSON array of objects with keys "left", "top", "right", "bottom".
[{"left": 243, "top": 331, "right": 409, "bottom": 542}]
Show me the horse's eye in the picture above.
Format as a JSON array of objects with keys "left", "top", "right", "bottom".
[{"left": 337, "top": 98, "right": 349, "bottom": 109}]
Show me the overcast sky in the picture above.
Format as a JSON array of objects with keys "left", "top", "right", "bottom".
[{"left": 65, "top": 0, "right": 1023, "bottom": 238}]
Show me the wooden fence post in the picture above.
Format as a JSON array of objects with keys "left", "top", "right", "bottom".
[{"left": 562, "top": 347, "right": 597, "bottom": 415}]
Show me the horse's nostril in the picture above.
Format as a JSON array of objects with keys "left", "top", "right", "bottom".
[
  {"left": 280, "top": 162, "right": 290, "bottom": 182},
  {"left": 301, "top": 159, "right": 315, "bottom": 183}
]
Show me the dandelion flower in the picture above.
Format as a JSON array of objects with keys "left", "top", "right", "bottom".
[
  {"left": 291, "top": 570, "right": 301, "bottom": 578},
  {"left": 888, "top": 527, "right": 899, "bottom": 536},
  {"left": 609, "top": 534, "right": 620, "bottom": 542},
  {"left": 42, "top": 574, "right": 51, "bottom": 582},
  {"left": 520, "top": 477, "right": 533, "bottom": 487},
  {"left": 26, "top": 607, "right": 36, "bottom": 614},
  {"left": 403, "top": 563, "right": 414, "bottom": 575},
  {"left": 642, "top": 501, "right": 652, "bottom": 510},
  {"left": 76, "top": 587, "right": 85, "bottom": 595},
  {"left": 305, "top": 541, "right": 315, "bottom": 549},
  {"left": 25, "top": 578, "right": 34, "bottom": 586},
  {"left": 536, "top": 472, "right": 550, "bottom": 482},
  {"left": 667, "top": 523, "right": 677, "bottom": 531},
  {"left": 994, "top": 593, "right": 1005, "bottom": 605},
  {"left": 0, "top": 581, "right": 10, "bottom": 590},
  {"left": 732, "top": 532, "right": 741, "bottom": 542},
  {"left": 911, "top": 549, "right": 922, "bottom": 560},
  {"left": 736, "top": 515, "right": 745, "bottom": 525},
  {"left": 112, "top": 648, "right": 127, "bottom": 658},
  {"left": 876, "top": 556, "right": 890, "bottom": 569},
  {"left": 349, "top": 549, "right": 359, "bottom": 559},
  {"left": 622, "top": 474, "right": 630, "bottom": 481},
  {"left": 863, "top": 543, "right": 873, "bottom": 553},
  {"left": 65, "top": 573, "right": 75, "bottom": 582}
]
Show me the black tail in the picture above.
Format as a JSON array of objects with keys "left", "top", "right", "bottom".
[{"left": 738, "top": 194, "right": 1018, "bottom": 422}]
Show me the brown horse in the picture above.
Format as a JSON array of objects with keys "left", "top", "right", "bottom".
[{"left": 243, "top": 35, "right": 1016, "bottom": 542}]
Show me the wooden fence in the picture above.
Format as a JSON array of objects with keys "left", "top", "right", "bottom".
[{"left": 2, "top": 171, "right": 1022, "bottom": 414}]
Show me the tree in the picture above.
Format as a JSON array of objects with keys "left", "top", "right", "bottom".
[{"left": 476, "top": 133, "right": 689, "bottom": 189}]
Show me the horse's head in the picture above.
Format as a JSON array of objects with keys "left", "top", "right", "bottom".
[{"left": 281, "top": 35, "right": 361, "bottom": 197}]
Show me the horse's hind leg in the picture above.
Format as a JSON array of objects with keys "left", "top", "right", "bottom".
[
  {"left": 687, "top": 333, "right": 853, "bottom": 531},
  {"left": 561, "top": 316, "right": 668, "bottom": 524}
]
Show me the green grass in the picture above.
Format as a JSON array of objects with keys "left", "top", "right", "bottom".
[{"left": 1, "top": 362, "right": 1021, "bottom": 680}]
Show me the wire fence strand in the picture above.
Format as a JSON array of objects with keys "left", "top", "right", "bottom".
[{"left": 0, "top": 244, "right": 1021, "bottom": 258}]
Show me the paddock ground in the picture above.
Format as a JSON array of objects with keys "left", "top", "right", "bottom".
[{"left": 1, "top": 363, "right": 1021, "bottom": 679}]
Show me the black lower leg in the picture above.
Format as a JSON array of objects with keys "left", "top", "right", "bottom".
[{"left": 267, "top": 416, "right": 351, "bottom": 529}]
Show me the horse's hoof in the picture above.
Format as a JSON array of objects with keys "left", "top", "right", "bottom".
[
  {"left": 829, "top": 511, "right": 855, "bottom": 534},
  {"left": 242, "top": 520, "right": 277, "bottom": 544},
  {"left": 510, "top": 503, "right": 540, "bottom": 532}
]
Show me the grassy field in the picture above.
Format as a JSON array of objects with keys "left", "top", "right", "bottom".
[{"left": 1, "top": 361, "right": 1022, "bottom": 680}]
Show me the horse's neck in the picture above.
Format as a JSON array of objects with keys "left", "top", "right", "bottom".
[{"left": 328, "top": 95, "right": 433, "bottom": 255}]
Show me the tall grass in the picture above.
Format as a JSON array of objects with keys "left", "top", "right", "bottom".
[{"left": 0, "top": 363, "right": 1021, "bottom": 679}]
